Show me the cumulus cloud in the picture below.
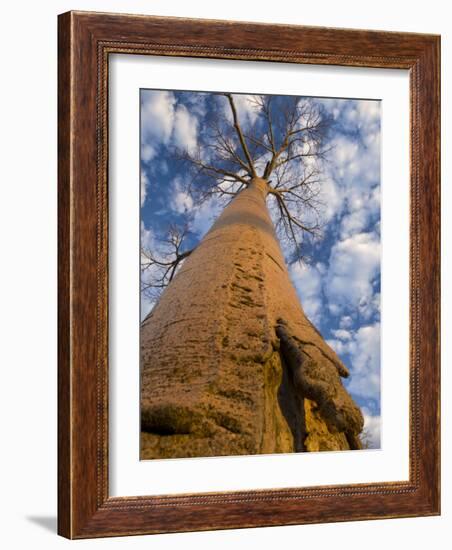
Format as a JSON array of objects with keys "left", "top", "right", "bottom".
[
  {"left": 169, "top": 174, "right": 225, "bottom": 237},
  {"left": 314, "top": 98, "right": 381, "bottom": 232},
  {"left": 173, "top": 192, "right": 193, "bottom": 213},
  {"left": 340, "top": 207, "right": 370, "bottom": 239},
  {"left": 339, "top": 315, "right": 353, "bottom": 329},
  {"left": 222, "top": 93, "right": 261, "bottom": 127},
  {"left": 317, "top": 174, "right": 344, "bottom": 223},
  {"left": 328, "top": 322, "right": 381, "bottom": 402},
  {"left": 141, "top": 171, "right": 149, "bottom": 207},
  {"left": 331, "top": 136, "right": 361, "bottom": 179},
  {"left": 326, "top": 231, "right": 380, "bottom": 319},
  {"left": 170, "top": 176, "right": 193, "bottom": 214},
  {"left": 323, "top": 98, "right": 380, "bottom": 137},
  {"left": 172, "top": 103, "right": 198, "bottom": 153},
  {"left": 290, "top": 262, "right": 324, "bottom": 325},
  {"left": 191, "top": 196, "right": 223, "bottom": 237},
  {"left": 183, "top": 92, "right": 207, "bottom": 118},
  {"left": 140, "top": 220, "right": 154, "bottom": 250},
  {"left": 141, "top": 144, "right": 156, "bottom": 163},
  {"left": 347, "top": 323, "right": 381, "bottom": 400},
  {"left": 356, "top": 101, "right": 381, "bottom": 128},
  {"left": 326, "top": 132, "right": 379, "bottom": 211},
  {"left": 338, "top": 182, "right": 380, "bottom": 240},
  {"left": 141, "top": 90, "right": 176, "bottom": 144},
  {"left": 361, "top": 407, "right": 381, "bottom": 449},
  {"left": 141, "top": 90, "right": 200, "bottom": 156},
  {"left": 331, "top": 328, "right": 352, "bottom": 341}
]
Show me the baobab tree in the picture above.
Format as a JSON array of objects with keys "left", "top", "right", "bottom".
[{"left": 140, "top": 92, "right": 364, "bottom": 459}]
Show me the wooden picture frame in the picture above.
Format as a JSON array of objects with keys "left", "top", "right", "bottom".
[{"left": 58, "top": 11, "right": 440, "bottom": 539}]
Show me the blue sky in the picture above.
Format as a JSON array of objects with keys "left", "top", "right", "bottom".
[{"left": 140, "top": 89, "right": 381, "bottom": 449}]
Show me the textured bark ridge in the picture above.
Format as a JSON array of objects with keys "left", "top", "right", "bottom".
[{"left": 140, "top": 179, "right": 364, "bottom": 458}]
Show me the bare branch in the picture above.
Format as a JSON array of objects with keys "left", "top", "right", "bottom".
[
  {"left": 161, "top": 92, "right": 332, "bottom": 264},
  {"left": 224, "top": 93, "right": 257, "bottom": 177},
  {"left": 141, "top": 225, "right": 195, "bottom": 300},
  {"left": 178, "top": 149, "right": 249, "bottom": 187}
]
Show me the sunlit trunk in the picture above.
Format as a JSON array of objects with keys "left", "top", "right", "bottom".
[{"left": 140, "top": 178, "right": 363, "bottom": 458}]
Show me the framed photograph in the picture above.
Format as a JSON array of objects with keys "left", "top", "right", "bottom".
[{"left": 58, "top": 11, "right": 440, "bottom": 538}]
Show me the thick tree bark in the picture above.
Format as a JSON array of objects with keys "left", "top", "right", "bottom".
[{"left": 140, "top": 178, "right": 363, "bottom": 458}]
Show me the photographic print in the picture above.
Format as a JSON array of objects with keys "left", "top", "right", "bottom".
[{"left": 139, "top": 89, "right": 381, "bottom": 460}]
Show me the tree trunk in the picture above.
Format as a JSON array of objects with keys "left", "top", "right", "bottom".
[{"left": 140, "top": 178, "right": 363, "bottom": 458}]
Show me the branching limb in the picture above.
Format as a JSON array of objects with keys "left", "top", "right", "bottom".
[
  {"left": 178, "top": 150, "right": 249, "bottom": 187},
  {"left": 270, "top": 190, "right": 319, "bottom": 255},
  {"left": 170, "top": 92, "right": 332, "bottom": 261},
  {"left": 224, "top": 93, "right": 257, "bottom": 177},
  {"left": 141, "top": 225, "right": 195, "bottom": 299}
]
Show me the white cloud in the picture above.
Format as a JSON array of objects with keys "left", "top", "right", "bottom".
[
  {"left": 321, "top": 98, "right": 380, "bottom": 136},
  {"left": 339, "top": 184, "right": 380, "bottom": 240},
  {"left": 222, "top": 93, "right": 261, "bottom": 128},
  {"left": 173, "top": 192, "right": 193, "bottom": 213},
  {"left": 326, "top": 337, "right": 345, "bottom": 356},
  {"left": 184, "top": 92, "right": 207, "bottom": 118},
  {"left": 141, "top": 172, "right": 149, "bottom": 207},
  {"left": 328, "top": 133, "right": 379, "bottom": 191},
  {"left": 312, "top": 98, "right": 381, "bottom": 228},
  {"left": 326, "top": 232, "right": 380, "bottom": 318},
  {"left": 357, "top": 101, "right": 381, "bottom": 126},
  {"left": 140, "top": 221, "right": 154, "bottom": 250},
  {"left": 141, "top": 144, "right": 156, "bottom": 163},
  {"left": 332, "top": 136, "right": 360, "bottom": 178},
  {"left": 170, "top": 177, "right": 193, "bottom": 214},
  {"left": 169, "top": 177, "right": 224, "bottom": 237},
  {"left": 173, "top": 103, "right": 198, "bottom": 153},
  {"left": 141, "top": 90, "right": 200, "bottom": 154},
  {"left": 339, "top": 316, "right": 353, "bottom": 330},
  {"left": 327, "top": 321, "right": 380, "bottom": 403},
  {"left": 191, "top": 197, "right": 223, "bottom": 237},
  {"left": 347, "top": 323, "right": 381, "bottom": 401},
  {"left": 361, "top": 407, "right": 381, "bottom": 449},
  {"left": 290, "top": 262, "right": 324, "bottom": 325},
  {"left": 339, "top": 208, "right": 369, "bottom": 239},
  {"left": 141, "top": 90, "right": 176, "bottom": 144},
  {"left": 318, "top": 174, "right": 344, "bottom": 223},
  {"left": 331, "top": 328, "right": 351, "bottom": 341}
]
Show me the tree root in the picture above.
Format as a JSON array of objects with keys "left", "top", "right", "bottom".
[{"left": 275, "top": 318, "right": 364, "bottom": 449}]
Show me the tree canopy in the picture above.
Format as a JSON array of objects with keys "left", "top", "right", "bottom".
[{"left": 141, "top": 92, "right": 333, "bottom": 300}]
